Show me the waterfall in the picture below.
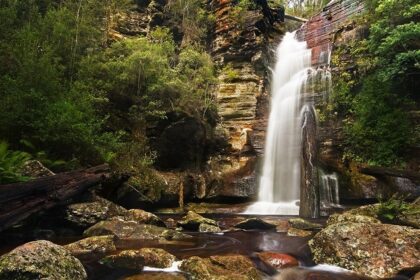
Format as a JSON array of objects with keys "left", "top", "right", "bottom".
[
  {"left": 319, "top": 171, "right": 341, "bottom": 208},
  {"left": 245, "top": 32, "right": 312, "bottom": 215}
]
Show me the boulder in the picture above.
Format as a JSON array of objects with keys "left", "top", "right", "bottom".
[
  {"left": 177, "top": 211, "right": 218, "bottom": 231},
  {"left": 287, "top": 228, "right": 312, "bottom": 237},
  {"left": 180, "top": 255, "right": 261, "bottom": 280},
  {"left": 100, "top": 250, "right": 144, "bottom": 271},
  {"left": 65, "top": 197, "right": 127, "bottom": 228},
  {"left": 101, "top": 248, "right": 175, "bottom": 270},
  {"left": 64, "top": 235, "right": 116, "bottom": 257},
  {"left": 0, "top": 240, "right": 87, "bottom": 280},
  {"left": 137, "top": 248, "right": 175, "bottom": 268},
  {"left": 112, "top": 209, "right": 165, "bottom": 227},
  {"left": 234, "top": 218, "right": 276, "bottom": 230},
  {"left": 273, "top": 267, "right": 370, "bottom": 280},
  {"left": 199, "top": 223, "right": 221, "bottom": 233},
  {"left": 309, "top": 222, "right": 420, "bottom": 278},
  {"left": 257, "top": 252, "right": 299, "bottom": 270},
  {"left": 84, "top": 220, "right": 190, "bottom": 240},
  {"left": 288, "top": 218, "right": 322, "bottom": 230},
  {"left": 326, "top": 213, "right": 380, "bottom": 226}
]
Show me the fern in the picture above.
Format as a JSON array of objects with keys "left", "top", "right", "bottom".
[{"left": 0, "top": 141, "right": 31, "bottom": 184}]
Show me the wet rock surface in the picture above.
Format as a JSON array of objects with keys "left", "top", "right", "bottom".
[
  {"left": 115, "top": 209, "right": 166, "bottom": 227},
  {"left": 64, "top": 235, "right": 116, "bottom": 257},
  {"left": 65, "top": 197, "right": 128, "bottom": 228},
  {"left": 288, "top": 218, "right": 322, "bottom": 230},
  {"left": 180, "top": 255, "right": 261, "bottom": 280},
  {"left": 287, "top": 228, "right": 312, "bottom": 237},
  {"left": 101, "top": 248, "right": 175, "bottom": 270},
  {"left": 177, "top": 211, "right": 219, "bottom": 231},
  {"left": 326, "top": 213, "right": 380, "bottom": 226},
  {"left": 0, "top": 240, "right": 87, "bottom": 280},
  {"left": 84, "top": 220, "right": 190, "bottom": 240},
  {"left": 309, "top": 222, "right": 420, "bottom": 278},
  {"left": 257, "top": 252, "right": 299, "bottom": 270},
  {"left": 234, "top": 218, "right": 277, "bottom": 230}
]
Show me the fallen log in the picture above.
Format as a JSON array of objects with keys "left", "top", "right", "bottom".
[
  {"left": 0, "top": 164, "right": 110, "bottom": 232},
  {"left": 359, "top": 166, "right": 420, "bottom": 182}
]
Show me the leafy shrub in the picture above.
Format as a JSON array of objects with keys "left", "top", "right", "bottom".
[
  {"left": 377, "top": 194, "right": 413, "bottom": 223},
  {"left": 0, "top": 141, "right": 31, "bottom": 184}
]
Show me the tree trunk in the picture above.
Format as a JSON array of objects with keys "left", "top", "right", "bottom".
[{"left": 0, "top": 164, "right": 110, "bottom": 232}]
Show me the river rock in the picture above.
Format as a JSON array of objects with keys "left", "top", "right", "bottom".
[
  {"left": 101, "top": 248, "right": 175, "bottom": 270},
  {"left": 257, "top": 252, "right": 299, "bottom": 270},
  {"left": 199, "top": 223, "right": 221, "bottom": 233},
  {"left": 65, "top": 196, "right": 128, "bottom": 228},
  {"left": 287, "top": 228, "right": 312, "bottom": 237},
  {"left": 84, "top": 220, "right": 190, "bottom": 240},
  {"left": 309, "top": 222, "right": 420, "bottom": 278},
  {"left": 64, "top": 235, "right": 116, "bottom": 257},
  {"left": 111, "top": 209, "right": 165, "bottom": 227},
  {"left": 326, "top": 213, "right": 381, "bottom": 226},
  {"left": 273, "top": 267, "right": 370, "bottom": 280},
  {"left": 234, "top": 218, "right": 276, "bottom": 230},
  {"left": 0, "top": 240, "right": 87, "bottom": 280},
  {"left": 177, "top": 211, "right": 218, "bottom": 231},
  {"left": 100, "top": 250, "right": 144, "bottom": 270},
  {"left": 180, "top": 255, "right": 261, "bottom": 280},
  {"left": 288, "top": 218, "right": 322, "bottom": 230}
]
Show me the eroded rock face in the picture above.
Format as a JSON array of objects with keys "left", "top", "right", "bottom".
[
  {"left": 180, "top": 255, "right": 261, "bottom": 280},
  {"left": 84, "top": 220, "right": 190, "bottom": 240},
  {"left": 65, "top": 197, "right": 128, "bottom": 228},
  {"left": 0, "top": 240, "right": 87, "bottom": 280},
  {"left": 64, "top": 235, "right": 116, "bottom": 258},
  {"left": 309, "top": 222, "right": 420, "bottom": 278}
]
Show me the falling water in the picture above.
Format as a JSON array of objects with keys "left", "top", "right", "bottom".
[
  {"left": 245, "top": 32, "right": 312, "bottom": 215},
  {"left": 319, "top": 171, "right": 340, "bottom": 208}
]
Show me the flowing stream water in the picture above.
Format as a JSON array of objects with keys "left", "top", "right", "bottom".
[{"left": 245, "top": 32, "right": 312, "bottom": 215}]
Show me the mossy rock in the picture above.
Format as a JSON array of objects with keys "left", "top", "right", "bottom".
[
  {"left": 326, "top": 213, "right": 381, "bottom": 226},
  {"left": 0, "top": 240, "right": 87, "bottom": 280},
  {"left": 180, "top": 255, "right": 261, "bottom": 280},
  {"left": 288, "top": 218, "right": 322, "bottom": 230},
  {"left": 84, "top": 220, "right": 190, "bottom": 240},
  {"left": 64, "top": 235, "right": 116, "bottom": 257},
  {"left": 177, "top": 211, "right": 218, "bottom": 231}
]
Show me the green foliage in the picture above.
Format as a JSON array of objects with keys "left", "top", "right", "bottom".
[
  {"left": 330, "top": 0, "right": 419, "bottom": 166},
  {"left": 377, "top": 194, "right": 413, "bottom": 223},
  {"left": 231, "top": 0, "right": 257, "bottom": 27},
  {"left": 0, "top": 141, "right": 31, "bottom": 184},
  {"left": 166, "top": 0, "right": 215, "bottom": 46},
  {"left": 221, "top": 63, "right": 240, "bottom": 82}
]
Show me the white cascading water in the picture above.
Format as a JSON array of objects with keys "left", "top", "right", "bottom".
[{"left": 245, "top": 32, "right": 312, "bottom": 215}]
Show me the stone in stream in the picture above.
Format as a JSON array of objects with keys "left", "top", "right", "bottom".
[
  {"left": 100, "top": 248, "right": 175, "bottom": 269},
  {"left": 198, "top": 223, "right": 221, "bottom": 233},
  {"left": 64, "top": 235, "right": 116, "bottom": 257},
  {"left": 177, "top": 211, "right": 218, "bottom": 231},
  {"left": 124, "top": 209, "right": 166, "bottom": 227},
  {"left": 65, "top": 196, "right": 128, "bottom": 228},
  {"left": 287, "top": 228, "right": 312, "bottom": 237},
  {"left": 84, "top": 220, "right": 190, "bottom": 240},
  {"left": 273, "top": 267, "right": 371, "bottom": 280},
  {"left": 0, "top": 240, "right": 87, "bottom": 280},
  {"left": 288, "top": 218, "right": 322, "bottom": 230},
  {"left": 234, "top": 218, "right": 277, "bottom": 230},
  {"left": 309, "top": 221, "right": 420, "bottom": 278},
  {"left": 180, "top": 255, "right": 261, "bottom": 280},
  {"left": 257, "top": 252, "right": 299, "bottom": 270},
  {"left": 326, "top": 213, "right": 380, "bottom": 226}
]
